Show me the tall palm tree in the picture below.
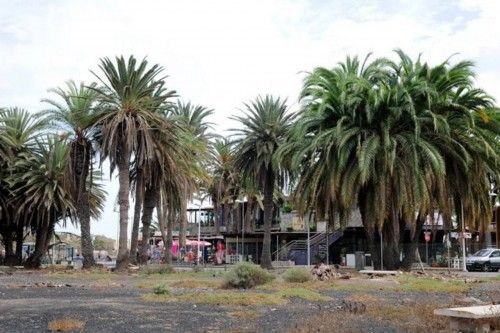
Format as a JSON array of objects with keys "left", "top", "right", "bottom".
[
  {"left": 232, "top": 95, "right": 295, "bottom": 269},
  {"left": 170, "top": 101, "right": 213, "bottom": 249},
  {"left": 92, "top": 55, "right": 172, "bottom": 270},
  {"left": 42, "top": 81, "right": 102, "bottom": 268},
  {"left": 283, "top": 51, "right": 499, "bottom": 270},
  {"left": 0, "top": 108, "right": 47, "bottom": 265},
  {"left": 16, "top": 137, "right": 74, "bottom": 268},
  {"left": 208, "top": 138, "right": 241, "bottom": 234}
]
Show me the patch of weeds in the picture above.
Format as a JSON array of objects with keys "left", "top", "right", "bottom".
[
  {"left": 153, "top": 284, "right": 171, "bottom": 295},
  {"left": 184, "top": 291, "right": 284, "bottom": 306},
  {"left": 222, "top": 262, "right": 275, "bottom": 289},
  {"left": 276, "top": 288, "right": 331, "bottom": 302},
  {"left": 344, "top": 293, "right": 380, "bottom": 303},
  {"left": 143, "top": 290, "right": 285, "bottom": 306},
  {"left": 227, "top": 310, "right": 260, "bottom": 320},
  {"left": 48, "top": 318, "right": 85, "bottom": 332},
  {"left": 170, "top": 279, "right": 220, "bottom": 289},
  {"left": 365, "top": 302, "right": 449, "bottom": 332},
  {"left": 256, "top": 279, "right": 330, "bottom": 291},
  {"left": 328, "top": 283, "right": 376, "bottom": 292},
  {"left": 396, "top": 275, "right": 469, "bottom": 293},
  {"left": 140, "top": 265, "right": 175, "bottom": 276},
  {"left": 286, "top": 311, "right": 366, "bottom": 333},
  {"left": 282, "top": 268, "right": 312, "bottom": 283}
]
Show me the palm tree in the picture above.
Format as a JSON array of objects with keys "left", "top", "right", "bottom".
[
  {"left": 0, "top": 108, "right": 47, "bottom": 265},
  {"left": 92, "top": 55, "right": 172, "bottom": 270},
  {"left": 283, "top": 51, "right": 499, "bottom": 270},
  {"left": 16, "top": 137, "right": 74, "bottom": 268},
  {"left": 232, "top": 95, "right": 295, "bottom": 269},
  {"left": 170, "top": 101, "right": 213, "bottom": 249},
  {"left": 42, "top": 81, "right": 102, "bottom": 268},
  {"left": 208, "top": 138, "right": 241, "bottom": 234}
]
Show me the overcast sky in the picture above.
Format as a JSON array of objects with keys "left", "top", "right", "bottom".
[{"left": 1, "top": 0, "right": 499, "bottom": 239}]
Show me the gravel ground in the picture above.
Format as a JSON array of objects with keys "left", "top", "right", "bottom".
[{"left": 0, "top": 270, "right": 498, "bottom": 333}]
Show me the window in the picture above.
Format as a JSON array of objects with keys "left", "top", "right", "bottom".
[{"left": 490, "top": 251, "right": 500, "bottom": 258}]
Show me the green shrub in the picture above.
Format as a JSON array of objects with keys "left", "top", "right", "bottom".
[
  {"left": 223, "top": 262, "right": 275, "bottom": 289},
  {"left": 282, "top": 268, "right": 312, "bottom": 283},
  {"left": 282, "top": 203, "right": 294, "bottom": 213},
  {"left": 153, "top": 284, "right": 170, "bottom": 295},
  {"left": 141, "top": 265, "right": 174, "bottom": 275}
]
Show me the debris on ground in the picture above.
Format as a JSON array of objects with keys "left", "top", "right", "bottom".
[
  {"left": 407, "top": 271, "right": 480, "bottom": 283},
  {"left": 310, "top": 263, "right": 351, "bottom": 281},
  {"left": 127, "top": 264, "right": 140, "bottom": 272}
]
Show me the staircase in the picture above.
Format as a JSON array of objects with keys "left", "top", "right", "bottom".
[{"left": 273, "top": 230, "right": 343, "bottom": 264}]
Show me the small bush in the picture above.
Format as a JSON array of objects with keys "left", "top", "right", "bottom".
[
  {"left": 282, "top": 268, "right": 312, "bottom": 283},
  {"left": 141, "top": 265, "right": 174, "bottom": 275},
  {"left": 153, "top": 284, "right": 171, "bottom": 295},
  {"left": 223, "top": 262, "right": 275, "bottom": 289}
]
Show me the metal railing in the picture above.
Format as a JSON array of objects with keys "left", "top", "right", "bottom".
[{"left": 273, "top": 230, "right": 343, "bottom": 261}]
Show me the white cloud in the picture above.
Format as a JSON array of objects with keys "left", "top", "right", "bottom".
[{"left": 1, "top": 0, "right": 498, "bottom": 237}]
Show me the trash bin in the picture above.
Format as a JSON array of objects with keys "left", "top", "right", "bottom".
[{"left": 354, "top": 251, "right": 365, "bottom": 271}]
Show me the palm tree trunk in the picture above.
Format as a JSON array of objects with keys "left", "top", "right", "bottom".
[
  {"left": 214, "top": 201, "right": 220, "bottom": 234},
  {"left": 244, "top": 198, "right": 255, "bottom": 233},
  {"left": 223, "top": 204, "right": 230, "bottom": 232},
  {"left": 401, "top": 214, "right": 424, "bottom": 271},
  {"left": 261, "top": 170, "right": 275, "bottom": 269},
  {"left": 139, "top": 186, "right": 159, "bottom": 264},
  {"left": 179, "top": 190, "right": 188, "bottom": 249},
  {"left": 359, "top": 191, "right": 381, "bottom": 269},
  {"left": 165, "top": 199, "right": 173, "bottom": 265},
  {"left": 15, "top": 216, "right": 25, "bottom": 265},
  {"left": 74, "top": 140, "right": 95, "bottom": 269},
  {"left": 116, "top": 143, "right": 131, "bottom": 271},
  {"left": 156, "top": 194, "right": 168, "bottom": 247},
  {"left": 25, "top": 212, "right": 55, "bottom": 269},
  {"left": 382, "top": 200, "right": 400, "bottom": 270},
  {"left": 130, "top": 169, "right": 144, "bottom": 264},
  {"left": 78, "top": 191, "right": 95, "bottom": 269},
  {"left": 3, "top": 229, "right": 15, "bottom": 266}
]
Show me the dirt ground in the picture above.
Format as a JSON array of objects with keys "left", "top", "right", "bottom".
[{"left": 0, "top": 268, "right": 498, "bottom": 333}]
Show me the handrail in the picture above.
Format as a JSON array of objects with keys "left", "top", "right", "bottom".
[{"left": 273, "top": 230, "right": 344, "bottom": 260}]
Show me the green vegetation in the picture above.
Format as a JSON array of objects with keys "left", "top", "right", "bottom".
[
  {"left": 153, "top": 284, "right": 171, "bottom": 295},
  {"left": 282, "top": 268, "right": 312, "bottom": 283},
  {"left": 396, "top": 275, "right": 470, "bottom": 293},
  {"left": 223, "top": 262, "right": 275, "bottom": 289},
  {"left": 1, "top": 50, "right": 498, "bottom": 274},
  {"left": 277, "top": 288, "right": 331, "bottom": 302},
  {"left": 143, "top": 290, "right": 286, "bottom": 306}
]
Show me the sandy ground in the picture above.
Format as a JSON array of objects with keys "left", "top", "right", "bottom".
[{"left": 0, "top": 269, "right": 498, "bottom": 333}]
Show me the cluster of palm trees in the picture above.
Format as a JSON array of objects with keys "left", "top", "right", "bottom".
[
  {"left": 280, "top": 51, "right": 500, "bottom": 269},
  {"left": 1, "top": 51, "right": 498, "bottom": 271},
  {"left": 0, "top": 56, "right": 211, "bottom": 270}
]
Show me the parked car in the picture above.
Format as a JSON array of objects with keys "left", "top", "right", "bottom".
[{"left": 466, "top": 248, "right": 500, "bottom": 272}]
